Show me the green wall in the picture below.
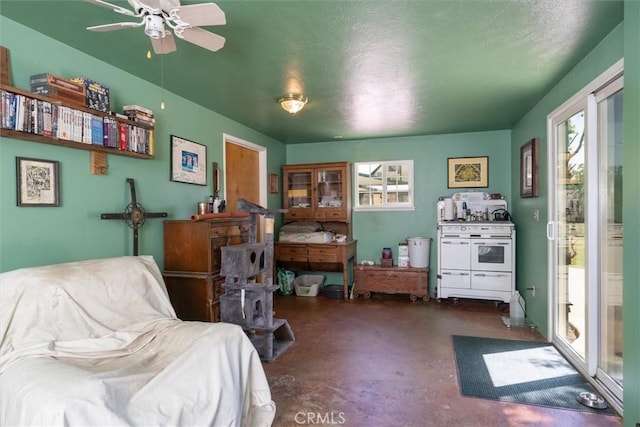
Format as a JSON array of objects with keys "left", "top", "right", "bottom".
[
  {"left": 0, "top": 17, "right": 286, "bottom": 272},
  {"left": 287, "top": 130, "right": 512, "bottom": 291},
  {"left": 510, "top": 23, "right": 624, "bottom": 334},
  {"left": 622, "top": 1, "right": 640, "bottom": 424}
]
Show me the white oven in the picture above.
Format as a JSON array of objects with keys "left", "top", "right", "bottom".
[
  {"left": 470, "top": 238, "right": 512, "bottom": 272},
  {"left": 437, "top": 221, "right": 515, "bottom": 302}
]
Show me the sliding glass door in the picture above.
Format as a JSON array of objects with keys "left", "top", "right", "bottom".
[
  {"left": 596, "top": 77, "right": 624, "bottom": 397},
  {"left": 548, "top": 63, "right": 623, "bottom": 411}
]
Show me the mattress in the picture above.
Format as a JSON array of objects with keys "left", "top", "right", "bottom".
[{"left": 278, "top": 231, "right": 334, "bottom": 243}]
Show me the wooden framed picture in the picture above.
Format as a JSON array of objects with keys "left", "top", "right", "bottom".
[
  {"left": 269, "top": 173, "right": 279, "bottom": 194},
  {"left": 170, "top": 135, "right": 207, "bottom": 185},
  {"left": 16, "top": 157, "right": 60, "bottom": 207},
  {"left": 520, "top": 138, "right": 539, "bottom": 197},
  {"left": 447, "top": 156, "right": 489, "bottom": 188}
]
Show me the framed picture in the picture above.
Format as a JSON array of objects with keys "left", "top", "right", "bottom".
[
  {"left": 447, "top": 156, "right": 489, "bottom": 188},
  {"left": 520, "top": 138, "right": 539, "bottom": 197},
  {"left": 170, "top": 135, "right": 207, "bottom": 185},
  {"left": 269, "top": 173, "right": 279, "bottom": 194},
  {"left": 16, "top": 157, "right": 60, "bottom": 207}
]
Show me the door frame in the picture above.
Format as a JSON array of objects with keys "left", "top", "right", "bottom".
[
  {"left": 546, "top": 58, "right": 624, "bottom": 342},
  {"left": 546, "top": 58, "right": 624, "bottom": 413}
]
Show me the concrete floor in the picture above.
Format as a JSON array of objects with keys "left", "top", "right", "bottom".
[{"left": 262, "top": 293, "right": 622, "bottom": 427}]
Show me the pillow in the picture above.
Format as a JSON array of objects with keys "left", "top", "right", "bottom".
[{"left": 279, "top": 221, "right": 322, "bottom": 233}]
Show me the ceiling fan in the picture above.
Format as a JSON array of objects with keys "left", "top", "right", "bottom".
[{"left": 85, "top": 0, "right": 226, "bottom": 54}]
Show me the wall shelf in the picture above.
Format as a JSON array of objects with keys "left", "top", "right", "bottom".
[{"left": 0, "top": 83, "right": 154, "bottom": 160}]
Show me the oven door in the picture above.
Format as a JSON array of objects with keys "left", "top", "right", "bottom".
[
  {"left": 440, "top": 238, "right": 471, "bottom": 270},
  {"left": 470, "top": 238, "right": 512, "bottom": 272}
]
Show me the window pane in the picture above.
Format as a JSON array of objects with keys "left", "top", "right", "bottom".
[
  {"left": 355, "top": 160, "right": 413, "bottom": 210},
  {"left": 385, "top": 163, "right": 410, "bottom": 204},
  {"left": 357, "top": 163, "right": 382, "bottom": 207}
]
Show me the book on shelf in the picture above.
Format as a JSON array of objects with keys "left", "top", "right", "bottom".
[
  {"left": 42, "top": 101, "right": 52, "bottom": 137},
  {"left": 70, "top": 77, "right": 110, "bottom": 113},
  {"left": 122, "top": 104, "right": 153, "bottom": 116}
]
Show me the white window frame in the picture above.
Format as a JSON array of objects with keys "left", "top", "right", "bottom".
[{"left": 353, "top": 160, "right": 414, "bottom": 212}]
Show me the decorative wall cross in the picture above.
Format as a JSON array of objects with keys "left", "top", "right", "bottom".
[{"left": 100, "top": 178, "right": 167, "bottom": 256}]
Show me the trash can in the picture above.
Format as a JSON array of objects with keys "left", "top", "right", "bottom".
[{"left": 406, "top": 237, "right": 432, "bottom": 268}]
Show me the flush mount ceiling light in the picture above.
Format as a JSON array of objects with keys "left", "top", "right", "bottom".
[{"left": 278, "top": 94, "right": 308, "bottom": 114}]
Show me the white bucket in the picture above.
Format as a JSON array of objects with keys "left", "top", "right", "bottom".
[{"left": 407, "top": 237, "right": 431, "bottom": 268}]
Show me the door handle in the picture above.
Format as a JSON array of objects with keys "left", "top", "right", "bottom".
[{"left": 547, "top": 221, "right": 555, "bottom": 240}]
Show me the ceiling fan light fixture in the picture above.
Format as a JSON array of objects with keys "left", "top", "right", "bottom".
[
  {"left": 278, "top": 94, "right": 308, "bottom": 114},
  {"left": 144, "top": 15, "right": 167, "bottom": 39}
]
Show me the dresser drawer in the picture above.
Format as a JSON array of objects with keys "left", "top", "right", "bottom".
[
  {"left": 210, "top": 222, "right": 250, "bottom": 238},
  {"left": 277, "top": 244, "right": 308, "bottom": 262},
  {"left": 316, "top": 208, "right": 347, "bottom": 220},
  {"left": 308, "top": 246, "right": 337, "bottom": 262}
]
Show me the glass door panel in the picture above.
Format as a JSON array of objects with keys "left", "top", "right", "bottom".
[
  {"left": 317, "top": 169, "right": 343, "bottom": 208},
  {"left": 286, "top": 171, "right": 312, "bottom": 209},
  {"left": 555, "top": 109, "right": 586, "bottom": 360},
  {"left": 598, "top": 84, "right": 624, "bottom": 390}
]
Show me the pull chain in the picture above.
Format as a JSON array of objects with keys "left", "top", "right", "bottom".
[{"left": 160, "top": 49, "right": 165, "bottom": 110}]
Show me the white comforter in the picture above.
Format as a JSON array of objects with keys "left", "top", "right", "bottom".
[{"left": 0, "top": 256, "right": 275, "bottom": 426}]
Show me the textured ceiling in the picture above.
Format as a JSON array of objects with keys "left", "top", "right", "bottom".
[{"left": 0, "top": 0, "right": 624, "bottom": 144}]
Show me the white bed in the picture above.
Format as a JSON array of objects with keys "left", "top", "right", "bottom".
[{"left": 0, "top": 256, "right": 275, "bottom": 426}]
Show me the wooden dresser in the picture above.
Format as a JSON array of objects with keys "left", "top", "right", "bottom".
[
  {"left": 353, "top": 265, "right": 430, "bottom": 302},
  {"left": 163, "top": 217, "right": 250, "bottom": 322}
]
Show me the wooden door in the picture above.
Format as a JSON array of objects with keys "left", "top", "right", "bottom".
[{"left": 225, "top": 140, "right": 260, "bottom": 212}]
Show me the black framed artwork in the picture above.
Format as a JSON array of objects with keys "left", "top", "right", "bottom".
[
  {"left": 520, "top": 138, "right": 539, "bottom": 198},
  {"left": 16, "top": 157, "right": 60, "bottom": 207}
]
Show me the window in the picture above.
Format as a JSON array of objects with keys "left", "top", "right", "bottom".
[{"left": 354, "top": 160, "right": 414, "bottom": 211}]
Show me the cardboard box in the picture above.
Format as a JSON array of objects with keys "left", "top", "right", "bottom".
[
  {"left": 30, "top": 73, "right": 85, "bottom": 107},
  {"left": 397, "top": 256, "right": 410, "bottom": 267},
  {"left": 31, "top": 84, "right": 86, "bottom": 107}
]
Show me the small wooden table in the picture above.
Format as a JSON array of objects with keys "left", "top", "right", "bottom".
[{"left": 353, "top": 264, "right": 430, "bottom": 302}]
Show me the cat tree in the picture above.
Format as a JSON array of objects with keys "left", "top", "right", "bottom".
[{"left": 219, "top": 199, "right": 294, "bottom": 362}]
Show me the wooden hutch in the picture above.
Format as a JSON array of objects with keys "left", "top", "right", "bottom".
[{"left": 274, "top": 161, "right": 356, "bottom": 299}]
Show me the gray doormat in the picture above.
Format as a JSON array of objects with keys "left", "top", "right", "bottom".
[{"left": 452, "top": 335, "right": 617, "bottom": 415}]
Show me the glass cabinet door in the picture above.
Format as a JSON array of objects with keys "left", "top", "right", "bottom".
[
  {"left": 285, "top": 169, "right": 314, "bottom": 219},
  {"left": 316, "top": 167, "right": 346, "bottom": 219}
]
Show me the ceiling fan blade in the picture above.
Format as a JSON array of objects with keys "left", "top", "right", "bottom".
[
  {"left": 138, "top": 0, "right": 162, "bottom": 11},
  {"left": 157, "top": 0, "right": 180, "bottom": 11},
  {"left": 150, "top": 32, "right": 177, "bottom": 54},
  {"left": 176, "top": 27, "right": 225, "bottom": 52},
  {"left": 84, "top": 0, "right": 136, "bottom": 16},
  {"left": 87, "top": 21, "right": 144, "bottom": 32},
  {"left": 174, "top": 3, "right": 226, "bottom": 26}
]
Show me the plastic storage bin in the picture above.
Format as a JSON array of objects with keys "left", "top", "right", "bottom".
[{"left": 294, "top": 274, "right": 325, "bottom": 297}]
